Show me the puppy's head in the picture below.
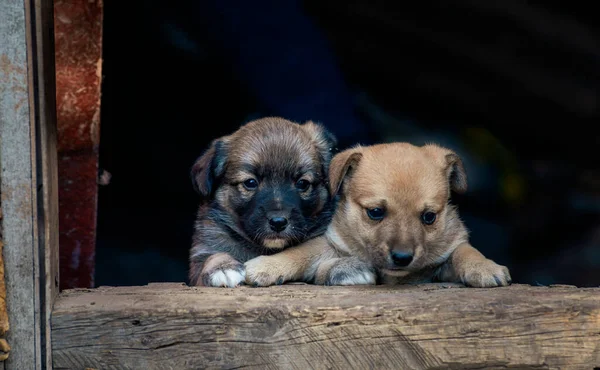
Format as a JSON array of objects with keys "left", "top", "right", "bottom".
[
  {"left": 329, "top": 143, "right": 468, "bottom": 275},
  {"left": 192, "top": 117, "right": 337, "bottom": 249}
]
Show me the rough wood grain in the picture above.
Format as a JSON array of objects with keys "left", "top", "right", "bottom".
[
  {"left": 31, "top": 0, "right": 60, "bottom": 368},
  {"left": 52, "top": 283, "right": 600, "bottom": 370},
  {"left": 0, "top": 0, "right": 40, "bottom": 367},
  {"left": 0, "top": 0, "right": 58, "bottom": 368}
]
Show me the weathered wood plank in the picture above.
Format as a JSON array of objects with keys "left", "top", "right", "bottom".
[
  {"left": 31, "top": 1, "right": 60, "bottom": 368},
  {"left": 52, "top": 283, "right": 600, "bottom": 370},
  {"left": 0, "top": 0, "right": 40, "bottom": 367},
  {"left": 0, "top": 0, "right": 58, "bottom": 368}
]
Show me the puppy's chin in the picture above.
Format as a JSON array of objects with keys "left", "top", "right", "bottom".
[
  {"left": 381, "top": 269, "right": 411, "bottom": 277},
  {"left": 262, "top": 238, "right": 288, "bottom": 249}
]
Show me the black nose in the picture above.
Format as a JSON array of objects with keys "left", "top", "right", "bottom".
[
  {"left": 269, "top": 217, "right": 288, "bottom": 232},
  {"left": 391, "top": 251, "right": 413, "bottom": 267}
]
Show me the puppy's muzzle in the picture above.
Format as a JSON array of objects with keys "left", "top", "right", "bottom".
[
  {"left": 391, "top": 251, "right": 413, "bottom": 268},
  {"left": 268, "top": 216, "right": 288, "bottom": 232}
]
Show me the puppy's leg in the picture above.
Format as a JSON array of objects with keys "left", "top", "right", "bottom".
[
  {"left": 245, "top": 237, "right": 334, "bottom": 286},
  {"left": 314, "top": 257, "right": 376, "bottom": 286},
  {"left": 437, "top": 243, "right": 511, "bottom": 287},
  {"left": 191, "top": 252, "right": 246, "bottom": 288}
]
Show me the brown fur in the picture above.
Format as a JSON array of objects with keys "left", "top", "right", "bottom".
[
  {"left": 189, "top": 117, "right": 337, "bottom": 287},
  {"left": 245, "top": 142, "right": 511, "bottom": 287}
]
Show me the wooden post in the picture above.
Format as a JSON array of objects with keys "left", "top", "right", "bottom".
[
  {"left": 0, "top": 0, "right": 59, "bottom": 369},
  {"left": 52, "top": 283, "right": 600, "bottom": 369}
]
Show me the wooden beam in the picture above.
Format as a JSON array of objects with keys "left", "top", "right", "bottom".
[
  {"left": 31, "top": 1, "right": 60, "bottom": 368},
  {"left": 0, "top": 0, "right": 40, "bottom": 367},
  {"left": 52, "top": 283, "right": 600, "bottom": 369},
  {"left": 0, "top": 0, "right": 58, "bottom": 368}
]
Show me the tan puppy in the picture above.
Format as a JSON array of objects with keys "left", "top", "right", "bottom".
[{"left": 244, "top": 142, "right": 511, "bottom": 287}]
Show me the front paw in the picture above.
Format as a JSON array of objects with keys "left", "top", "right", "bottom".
[
  {"left": 202, "top": 262, "right": 246, "bottom": 288},
  {"left": 323, "top": 258, "right": 376, "bottom": 286},
  {"left": 244, "top": 256, "right": 286, "bottom": 287},
  {"left": 461, "top": 259, "right": 511, "bottom": 288}
]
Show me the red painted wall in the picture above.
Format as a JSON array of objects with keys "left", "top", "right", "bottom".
[{"left": 54, "top": 0, "right": 103, "bottom": 289}]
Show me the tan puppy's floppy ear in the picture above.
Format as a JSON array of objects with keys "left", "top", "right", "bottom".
[
  {"left": 423, "top": 144, "right": 468, "bottom": 195},
  {"left": 328, "top": 148, "right": 363, "bottom": 197},
  {"left": 445, "top": 153, "right": 467, "bottom": 194},
  {"left": 301, "top": 120, "right": 338, "bottom": 171},
  {"left": 191, "top": 139, "right": 228, "bottom": 199}
]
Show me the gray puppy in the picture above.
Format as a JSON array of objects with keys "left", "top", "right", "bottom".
[{"left": 189, "top": 117, "right": 338, "bottom": 287}]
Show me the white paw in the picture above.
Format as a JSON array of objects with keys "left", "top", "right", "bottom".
[
  {"left": 335, "top": 271, "right": 376, "bottom": 286},
  {"left": 209, "top": 269, "right": 246, "bottom": 288}
]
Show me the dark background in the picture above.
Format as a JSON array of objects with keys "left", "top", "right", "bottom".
[{"left": 95, "top": 0, "right": 599, "bottom": 288}]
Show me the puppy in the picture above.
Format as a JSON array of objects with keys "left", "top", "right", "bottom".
[
  {"left": 188, "top": 117, "right": 338, "bottom": 287},
  {"left": 245, "top": 142, "right": 512, "bottom": 288}
]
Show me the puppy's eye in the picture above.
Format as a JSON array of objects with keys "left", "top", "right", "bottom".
[
  {"left": 243, "top": 179, "right": 258, "bottom": 190},
  {"left": 366, "top": 207, "right": 385, "bottom": 221},
  {"left": 295, "top": 179, "right": 310, "bottom": 191},
  {"left": 421, "top": 211, "right": 436, "bottom": 225}
]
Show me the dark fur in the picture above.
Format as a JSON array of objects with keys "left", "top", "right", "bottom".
[{"left": 189, "top": 117, "right": 337, "bottom": 286}]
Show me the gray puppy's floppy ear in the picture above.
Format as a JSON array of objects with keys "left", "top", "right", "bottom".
[
  {"left": 328, "top": 147, "right": 363, "bottom": 197},
  {"left": 301, "top": 121, "right": 339, "bottom": 172},
  {"left": 191, "top": 139, "right": 228, "bottom": 199}
]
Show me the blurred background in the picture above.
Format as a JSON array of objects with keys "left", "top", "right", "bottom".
[{"left": 88, "top": 1, "right": 598, "bottom": 288}]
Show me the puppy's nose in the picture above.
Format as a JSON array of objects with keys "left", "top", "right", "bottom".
[
  {"left": 391, "top": 251, "right": 413, "bottom": 267},
  {"left": 269, "top": 217, "right": 288, "bottom": 232}
]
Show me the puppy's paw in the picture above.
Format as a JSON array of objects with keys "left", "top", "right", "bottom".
[
  {"left": 323, "top": 258, "right": 376, "bottom": 286},
  {"left": 461, "top": 259, "right": 512, "bottom": 288},
  {"left": 244, "top": 256, "right": 287, "bottom": 287},
  {"left": 201, "top": 258, "right": 246, "bottom": 288},
  {"left": 206, "top": 268, "right": 246, "bottom": 288}
]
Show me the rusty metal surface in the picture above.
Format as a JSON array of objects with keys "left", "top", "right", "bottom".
[{"left": 54, "top": 0, "right": 103, "bottom": 289}]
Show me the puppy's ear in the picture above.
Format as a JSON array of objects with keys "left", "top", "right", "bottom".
[
  {"left": 445, "top": 153, "right": 467, "bottom": 194},
  {"left": 328, "top": 148, "right": 363, "bottom": 197},
  {"left": 301, "top": 121, "right": 339, "bottom": 168},
  {"left": 191, "top": 139, "right": 228, "bottom": 198},
  {"left": 424, "top": 144, "right": 467, "bottom": 194}
]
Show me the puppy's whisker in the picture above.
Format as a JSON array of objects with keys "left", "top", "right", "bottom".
[
  {"left": 290, "top": 234, "right": 302, "bottom": 245},
  {"left": 252, "top": 230, "right": 268, "bottom": 244}
]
